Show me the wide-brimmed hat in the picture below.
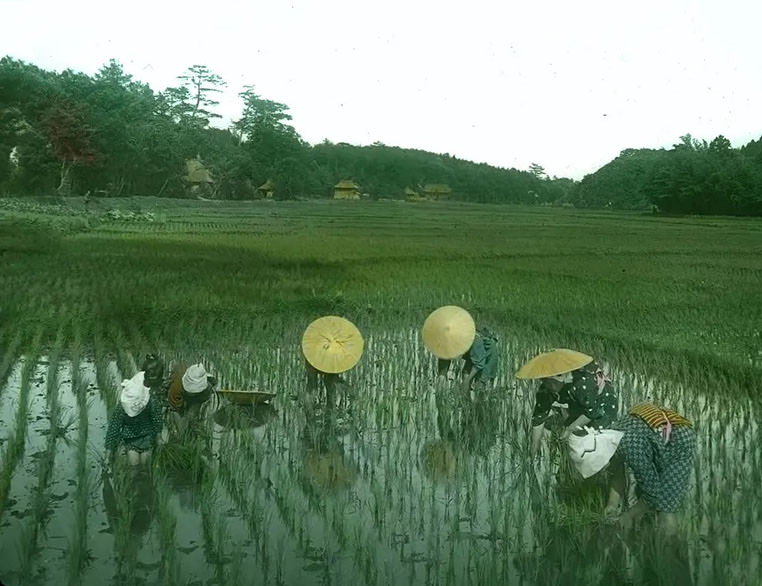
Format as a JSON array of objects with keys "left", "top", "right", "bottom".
[
  {"left": 515, "top": 348, "right": 593, "bottom": 379},
  {"left": 301, "top": 316, "right": 364, "bottom": 374},
  {"left": 421, "top": 306, "right": 476, "bottom": 359},
  {"left": 120, "top": 371, "right": 150, "bottom": 417},
  {"left": 182, "top": 363, "right": 209, "bottom": 394}
]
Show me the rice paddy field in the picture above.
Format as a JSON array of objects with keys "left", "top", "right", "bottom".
[{"left": 1, "top": 198, "right": 761, "bottom": 586}]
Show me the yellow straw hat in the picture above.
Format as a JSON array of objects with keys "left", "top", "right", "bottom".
[
  {"left": 515, "top": 348, "right": 593, "bottom": 379},
  {"left": 301, "top": 316, "right": 364, "bottom": 374},
  {"left": 421, "top": 306, "right": 476, "bottom": 359}
]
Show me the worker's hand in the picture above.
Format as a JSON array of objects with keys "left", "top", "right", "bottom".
[
  {"left": 657, "top": 512, "right": 678, "bottom": 537},
  {"left": 561, "top": 427, "right": 572, "bottom": 440},
  {"left": 620, "top": 500, "right": 649, "bottom": 531}
]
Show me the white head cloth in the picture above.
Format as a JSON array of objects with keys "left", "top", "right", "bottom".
[
  {"left": 182, "top": 363, "right": 208, "bottom": 394},
  {"left": 120, "top": 371, "right": 150, "bottom": 418}
]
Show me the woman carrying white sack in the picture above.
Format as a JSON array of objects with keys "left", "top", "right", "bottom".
[
  {"left": 105, "top": 371, "right": 165, "bottom": 466},
  {"left": 516, "top": 349, "right": 623, "bottom": 511}
]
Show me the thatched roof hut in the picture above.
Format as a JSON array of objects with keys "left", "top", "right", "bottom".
[
  {"left": 257, "top": 179, "right": 275, "bottom": 199},
  {"left": 405, "top": 187, "right": 427, "bottom": 202},
  {"left": 421, "top": 184, "right": 452, "bottom": 200},
  {"left": 333, "top": 179, "right": 361, "bottom": 200}
]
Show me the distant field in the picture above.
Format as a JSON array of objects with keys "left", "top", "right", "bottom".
[
  {"left": 2, "top": 197, "right": 761, "bottom": 380},
  {"left": 0, "top": 197, "right": 760, "bottom": 585}
]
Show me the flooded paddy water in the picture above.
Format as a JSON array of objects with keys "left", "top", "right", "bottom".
[{"left": 0, "top": 332, "right": 760, "bottom": 586}]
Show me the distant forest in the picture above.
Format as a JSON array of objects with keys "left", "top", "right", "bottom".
[{"left": 1, "top": 57, "right": 761, "bottom": 215}]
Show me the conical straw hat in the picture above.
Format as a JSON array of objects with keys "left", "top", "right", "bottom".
[
  {"left": 421, "top": 306, "right": 476, "bottom": 359},
  {"left": 515, "top": 348, "right": 593, "bottom": 379},
  {"left": 302, "top": 316, "right": 364, "bottom": 374}
]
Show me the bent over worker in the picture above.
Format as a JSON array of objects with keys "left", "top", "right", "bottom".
[
  {"left": 608, "top": 403, "right": 696, "bottom": 533},
  {"left": 302, "top": 316, "right": 364, "bottom": 400},
  {"left": 422, "top": 305, "right": 498, "bottom": 390}
]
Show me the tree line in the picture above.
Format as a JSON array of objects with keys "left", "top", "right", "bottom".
[
  {"left": 569, "top": 134, "right": 762, "bottom": 216},
  {"left": 1, "top": 57, "right": 760, "bottom": 215},
  {"left": 0, "top": 57, "right": 565, "bottom": 204}
]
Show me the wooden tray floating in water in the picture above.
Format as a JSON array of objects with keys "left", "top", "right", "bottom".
[{"left": 216, "top": 389, "right": 276, "bottom": 405}]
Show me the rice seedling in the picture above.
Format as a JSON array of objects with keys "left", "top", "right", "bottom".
[
  {"left": 18, "top": 330, "right": 65, "bottom": 583},
  {"left": 0, "top": 200, "right": 760, "bottom": 584},
  {"left": 67, "top": 337, "right": 94, "bottom": 586},
  {"left": 0, "top": 331, "right": 43, "bottom": 522},
  {"left": 0, "top": 331, "right": 24, "bottom": 394}
]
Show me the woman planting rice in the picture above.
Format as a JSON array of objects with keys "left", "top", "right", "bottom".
[
  {"left": 517, "top": 348, "right": 619, "bottom": 456},
  {"left": 141, "top": 353, "right": 166, "bottom": 397},
  {"left": 302, "top": 316, "right": 364, "bottom": 400},
  {"left": 607, "top": 403, "right": 696, "bottom": 533},
  {"left": 422, "top": 305, "right": 499, "bottom": 391},
  {"left": 167, "top": 362, "right": 218, "bottom": 436},
  {"left": 105, "top": 371, "right": 164, "bottom": 466},
  {"left": 517, "top": 348, "right": 622, "bottom": 511}
]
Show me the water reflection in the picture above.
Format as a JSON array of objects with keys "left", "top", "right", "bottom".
[
  {"left": 435, "top": 388, "right": 501, "bottom": 458},
  {"left": 101, "top": 465, "right": 156, "bottom": 571},
  {"left": 213, "top": 402, "right": 277, "bottom": 431},
  {"left": 1, "top": 343, "right": 760, "bottom": 586},
  {"left": 301, "top": 404, "right": 358, "bottom": 491}
]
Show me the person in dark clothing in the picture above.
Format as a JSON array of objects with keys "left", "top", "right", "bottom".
[
  {"left": 529, "top": 363, "right": 619, "bottom": 455},
  {"left": 437, "top": 328, "right": 499, "bottom": 391},
  {"left": 166, "top": 362, "right": 218, "bottom": 438},
  {"left": 608, "top": 403, "right": 695, "bottom": 533},
  {"left": 141, "top": 353, "right": 165, "bottom": 395},
  {"left": 105, "top": 371, "right": 164, "bottom": 466}
]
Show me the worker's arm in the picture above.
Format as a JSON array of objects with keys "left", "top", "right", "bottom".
[
  {"left": 562, "top": 414, "right": 592, "bottom": 439},
  {"left": 462, "top": 367, "right": 479, "bottom": 391},
  {"left": 531, "top": 423, "right": 546, "bottom": 457}
]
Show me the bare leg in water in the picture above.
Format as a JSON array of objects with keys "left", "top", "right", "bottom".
[{"left": 604, "top": 451, "right": 627, "bottom": 519}]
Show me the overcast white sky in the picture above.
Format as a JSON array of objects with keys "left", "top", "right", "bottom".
[{"left": 2, "top": 0, "right": 761, "bottom": 179}]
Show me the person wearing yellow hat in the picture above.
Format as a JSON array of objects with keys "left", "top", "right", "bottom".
[
  {"left": 517, "top": 349, "right": 622, "bottom": 516},
  {"left": 422, "top": 306, "right": 499, "bottom": 391},
  {"left": 105, "top": 371, "right": 165, "bottom": 466},
  {"left": 516, "top": 349, "right": 619, "bottom": 458},
  {"left": 302, "top": 316, "right": 364, "bottom": 398}
]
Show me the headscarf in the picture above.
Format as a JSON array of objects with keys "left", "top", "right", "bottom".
[
  {"left": 141, "top": 354, "right": 164, "bottom": 387},
  {"left": 182, "top": 363, "right": 209, "bottom": 394},
  {"left": 120, "top": 371, "right": 150, "bottom": 417}
]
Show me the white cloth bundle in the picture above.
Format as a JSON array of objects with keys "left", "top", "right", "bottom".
[{"left": 567, "top": 426, "right": 624, "bottom": 479}]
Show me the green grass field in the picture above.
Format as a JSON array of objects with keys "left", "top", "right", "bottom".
[{"left": 0, "top": 198, "right": 760, "bottom": 585}]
